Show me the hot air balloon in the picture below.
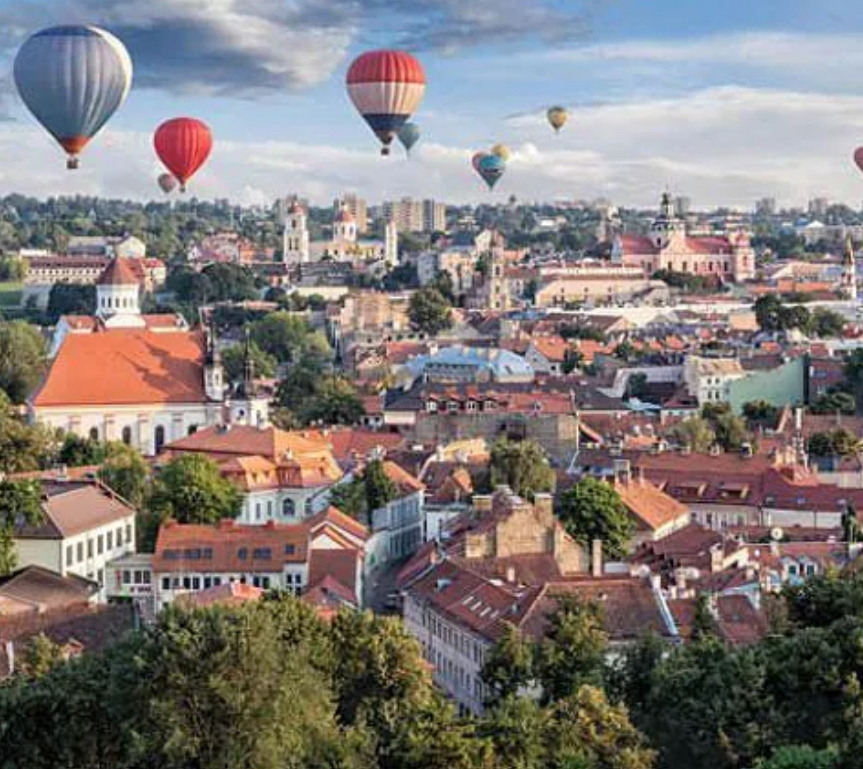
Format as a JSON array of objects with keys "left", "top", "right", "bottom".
[
  {"left": 398, "top": 122, "right": 421, "bottom": 156},
  {"left": 854, "top": 147, "right": 863, "bottom": 176},
  {"left": 472, "top": 152, "right": 486, "bottom": 172},
  {"left": 476, "top": 153, "right": 506, "bottom": 191},
  {"left": 14, "top": 25, "right": 133, "bottom": 169},
  {"left": 157, "top": 173, "right": 178, "bottom": 194},
  {"left": 346, "top": 50, "right": 426, "bottom": 156},
  {"left": 154, "top": 118, "right": 213, "bottom": 192},
  {"left": 490, "top": 143, "right": 511, "bottom": 162},
  {"left": 547, "top": 106, "right": 568, "bottom": 133}
]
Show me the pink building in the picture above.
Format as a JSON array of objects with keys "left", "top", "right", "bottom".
[{"left": 612, "top": 194, "right": 755, "bottom": 283}]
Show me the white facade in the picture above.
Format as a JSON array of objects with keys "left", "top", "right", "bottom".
[
  {"left": 282, "top": 205, "right": 311, "bottom": 265},
  {"left": 371, "top": 490, "right": 425, "bottom": 564},
  {"left": 34, "top": 403, "right": 221, "bottom": 456},
  {"left": 16, "top": 516, "right": 136, "bottom": 601},
  {"left": 237, "top": 485, "right": 333, "bottom": 525}
]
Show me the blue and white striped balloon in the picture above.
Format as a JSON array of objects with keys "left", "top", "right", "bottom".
[{"left": 14, "top": 25, "right": 133, "bottom": 169}]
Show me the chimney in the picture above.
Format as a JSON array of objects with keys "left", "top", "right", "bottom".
[
  {"left": 591, "top": 539, "right": 603, "bottom": 577},
  {"left": 533, "top": 492, "right": 554, "bottom": 517},
  {"left": 505, "top": 565, "right": 516, "bottom": 583},
  {"left": 613, "top": 459, "right": 631, "bottom": 485},
  {"left": 473, "top": 494, "right": 493, "bottom": 515}
]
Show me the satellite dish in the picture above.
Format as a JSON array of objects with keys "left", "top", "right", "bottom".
[{"left": 770, "top": 527, "right": 784, "bottom": 542}]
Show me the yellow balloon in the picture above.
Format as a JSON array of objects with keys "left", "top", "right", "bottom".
[
  {"left": 547, "top": 106, "right": 568, "bottom": 133},
  {"left": 490, "top": 143, "right": 511, "bottom": 162}
]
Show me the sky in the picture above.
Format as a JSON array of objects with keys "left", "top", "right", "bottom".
[{"left": 0, "top": 0, "right": 863, "bottom": 208}]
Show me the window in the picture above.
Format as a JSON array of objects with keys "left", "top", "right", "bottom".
[
  {"left": 107, "top": 531, "right": 113, "bottom": 550},
  {"left": 126, "top": 524, "right": 132, "bottom": 543},
  {"left": 116, "top": 527, "right": 123, "bottom": 547},
  {"left": 162, "top": 577, "right": 170, "bottom": 590},
  {"left": 122, "top": 570, "right": 131, "bottom": 585},
  {"left": 97, "top": 535, "right": 104, "bottom": 555},
  {"left": 188, "top": 424, "right": 198, "bottom": 435},
  {"left": 154, "top": 425, "right": 166, "bottom": 453},
  {"left": 203, "top": 577, "right": 212, "bottom": 589},
  {"left": 256, "top": 502, "right": 261, "bottom": 520},
  {"left": 77, "top": 542, "right": 84, "bottom": 562},
  {"left": 192, "top": 577, "right": 201, "bottom": 590},
  {"left": 267, "top": 501, "right": 273, "bottom": 518},
  {"left": 87, "top": 539, "right": 93, "bottom": 558},
  {"left": 122, "top": 426, "right": 132, "bottom": 445},
  {"left": 283, "top": 498, "right": 295, "bottom": 517},
  {"left": 213, "top": 576, "right": 222, "bottom": 586},
  {"left": 132, "top": 570, "right": 143, "bottom": 585},
  {"left": 253, "top": 548, "right": 271, "bottom": 560},
  {"left": 238, "top": 548, "right": 247, "bottom": 560},
  {"left": 66, "top": 545, "right": 73, "bottom": 567},
  {"left": 284, "top": 543, "right": 295, "bottom": 555},
  {"left": 89, "top": 427, "right": 99, "bottom": 441},
  {"left": 182, "top": 577, "right": 191, "bottom": 589}
]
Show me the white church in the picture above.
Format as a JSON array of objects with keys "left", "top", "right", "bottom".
[
  {"left": 30, "top": 258, "right": 268, "bottom": 456},
  {"left": 279, "top": 199, "right": 398, "bottom": 268}
]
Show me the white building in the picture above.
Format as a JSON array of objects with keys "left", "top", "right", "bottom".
[
  {"left": 13, "top": 479, "right": 137, "bottom": 601},
  {"left": 683, "top": 356, "right": 746, "bottom": 405}
]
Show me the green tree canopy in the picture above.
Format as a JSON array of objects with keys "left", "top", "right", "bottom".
[
  {"left": 0, "top": 478, "right": 43, "bottom": 575},
  {"left": 0, "top": 320, "right": 47, "bottom": 404},
  {"left": 46, "top": 283, "right": 96, "bottom": 323},
  {"left": 408, "top": 286, "right": 453, "bottom": 336},
  {"left": 99, "top": 441, "right": 149, "bottom": 509},
  {"left": 221, "top": 339, "right": 276, "bottom": 383},
  {"left": 148, "top": 453, "right": 240, "bottom": 525},
  {"left": 481, "top": 623, "right": 535, "bottom": 706},
  {"left": 490, "top": 438, "right": 555, "bottom": 500},
  {"left": 557, "top": 477, "right": 635, "bottom": 560}
]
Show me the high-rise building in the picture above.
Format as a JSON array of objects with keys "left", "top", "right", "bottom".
[
  {"left": 423, "top": 199, "right": 447, "bottom": 233},
  {"left": 674, "top": 196, "right": 691, "bottom": 217},
  {"left": 755, "top": 197, "right": 777, "bottom": 217},
  {"left": 334, "top": 194, "right": 368, "bottom": 234},
  {"left": 383, "top": 198, "right": 424, "bottom": 233},
  {"left": 808, "top": 197, "right": 830, "bottom": 218}
]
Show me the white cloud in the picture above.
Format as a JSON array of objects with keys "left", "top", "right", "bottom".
[{"left": 4, "top": 84, "right": 863, "bottom": 209}]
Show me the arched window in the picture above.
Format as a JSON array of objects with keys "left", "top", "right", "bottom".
[
  {"left": 282, "top": 498, "right": 295, "bottom": 517},
  {"left": 121, "top": 426, "right": 132, "bottom": 445},
  {"left": 89, "top": 427, "right": 99, "bottom": 441},
  {"left": 154, "top": 425, "right": 166, "bottom": 453}
]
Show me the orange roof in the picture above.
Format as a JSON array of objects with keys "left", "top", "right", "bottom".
[
  {"left": 97, "top": 257, "right": 139, "bottom": 286},
  {"left": 614, "top": 477, "right": 690, "bottom": 532},
  {"left": 531, "top": 336, "right": 570, "bottom": 363},
  {"left": 383, "top": 460, "right": 425, "bottom": 496},
  {"left": 33, "top": 330, "right": 208, "bottom": 407},
  {"left": 176, "top": 582, "right": 265, "bottom": 608}
]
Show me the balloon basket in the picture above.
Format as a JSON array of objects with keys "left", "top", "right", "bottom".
[
  {"left": 66, "top": 156, "right": 79, "bottom": 170},
  {"left": 381, "top": 147, "right": 390, "bottom": 156}
]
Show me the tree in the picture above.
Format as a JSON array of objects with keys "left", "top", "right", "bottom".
[
  {"left": 754, "top": 746, "right": 838, "bottom": 769},
  {"left": 298, "top": 376, "right": 365, "bottom": 426},
  {"left": 99, "top": 442, "right": 148, "bottom": 509},
  {"left": 0, "top": 478, "right": 43, "bottom": 575},
  {"left": 46, "top": 283, "right": 96, "bottom": 323},
  {"left": 20, "top": 634, "right": 67, "bottom": 678},
  {"left": 490, "top": 438, "right": 555, "bottom": 500},
  {"left": 58, "top": 434, "right": 105, "bottom": 466},
  {"left": 743, "top": 400, "right": 781, "bottom": 428},
  {"left": 547, "top": 686, "right": 656, "bottom": 769},
  {"left": 843, "top": 349, "right": 863, "bottom": 415},
  {"left": 363, "top": 459, "right": 398, "bottom": 513},
  {"left": 671, "top": 416, "right": 717, "bottom": 453},
  {"left": 148, "top": 454, "right": 240, "bottom": 525},
  {"left": 479, "top": 696, "right": 548, "bottom": 769},
  {"left": 810, "top": 308, "right": 845, "bottom": 339},
  {"left": 535, "top": 595, "right": 608, "bottom": 703},
  {"left": 626, "top": 373, "right": 649, "bottom": 401},
  {"left": 251, "top": 312, "right": 329, "bottom": 364},
  {"left": 811, "top": 391, "right": 856, "bottom": 416},
  {"left": 408, "top": 286, "right": 453, "bottom": 336},
  {"left": 691, "top": 594, "right": 718, "bottom": 641},
  {"left": 0, "top": 320, "right": 47, "bottom": 404},
  {"left": 481, "top": 623, "right": 535, "bottom": 706},
  {"left": 0, "top": 392, "right": 57, "bottom": 473},
  {"left": 221, "top": 340, "right": 276, "bottom": 382},
  {"left": 557, "top": 477, "right": 635, "bottom": 560},
  {"left": 712, "top": 411, "right": 751, "bottom": 452}
]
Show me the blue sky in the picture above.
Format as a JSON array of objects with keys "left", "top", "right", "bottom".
[{"left": 0, "top": 0, "right": 863, "bottom": 208}]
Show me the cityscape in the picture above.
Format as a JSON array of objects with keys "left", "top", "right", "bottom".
[{"left": 4, "top": 3, "right": 863, "bottom": 769}]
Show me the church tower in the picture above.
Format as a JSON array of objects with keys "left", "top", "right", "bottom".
[
  {"left": 650, "top": 191, "right": 685, "bottom": 250},
  {"left": 203, "top": 318, "right": 226, "bottom": 403},
  {"left": 95, "top": 258, "right": 145, "bottom": 329},
  {"left": 486, "top": 231, "right": 511, "bottom": 311},
  {"left": 229, "top": 329, "right": 270, "bottom": 427},
  {"left": 842, "top": 235, "right": 857, "bottom": 301},
  {"left": 281, "top": 199, "right": 310, "bottom": 265},
  {"left": 333, "top": 206, "right": 357, "bottom": 243}
]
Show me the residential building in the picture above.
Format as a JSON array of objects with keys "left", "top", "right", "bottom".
[
  {"left": 160, "top": 424, "right": 345, "bottom": 523},
  {"left": 683, "top": 355, "right": 746, "bottom": 404},
  {"left": 367, "top": 461, "right": 426, "bottom": 567},
  {"left": 398, "top": 487, "right": 675, "bottom": 712},
  {"left": 423, "top": 199, "right": 447, "bottom": 233},
  {"left": 13, "top": 480, "right": 137, "bottom": 599},
  {"left": 383, "top": 197, "right": 425, "bottom": 233}
]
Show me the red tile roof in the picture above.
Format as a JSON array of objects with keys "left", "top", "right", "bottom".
[
  {"left": 97, "top": 257, "right": 139, "bottom": 286},
  {"left": 33, "top": 330, "right": 208, "bottom": 407}
]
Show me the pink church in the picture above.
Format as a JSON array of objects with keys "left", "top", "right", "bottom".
[{"left": 611, "top": 194, "right": 755, "bottom": 283}]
